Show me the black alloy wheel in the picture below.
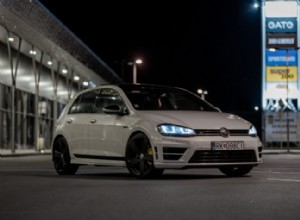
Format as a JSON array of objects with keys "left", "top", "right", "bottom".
[
  {"left": 219, "top": 166, "right": 253, "bottom": 177},
  {"left": 52, "top": 136, "right": 79, "bottom": 175},
  {"left": 125, "top": 133, "right": 163, "bottom": 178}
]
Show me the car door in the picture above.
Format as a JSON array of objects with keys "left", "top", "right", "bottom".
[
  {"left": 64, "top": 91, "right": 97, "bottom": 156},
  {"left": 88, "top": 88, "right": 127, "bottom": 161}
]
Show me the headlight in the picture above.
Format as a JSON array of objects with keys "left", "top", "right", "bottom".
[
  {"left": 248, "top": 125, "right": 257, "bottom": 137},
  {"left": 157, "top": 124, "right": 196, "bottom": 137}
]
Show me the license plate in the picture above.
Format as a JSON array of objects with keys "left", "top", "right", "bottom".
[{"left": 211, "top": 141, "right": 244, "bottom": 150}]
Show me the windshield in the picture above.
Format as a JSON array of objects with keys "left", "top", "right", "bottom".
[{"left": 119, "top": 84, "right": 218, "bottom": 111}]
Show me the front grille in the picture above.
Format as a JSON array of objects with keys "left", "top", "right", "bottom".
[
  {"left": 163, "top": 147, "right": 187, "bottom": 160},
  {"left": 188, "top": 150, "right": 257, "bottom": 163},
  {"left": 195, "top": 129, "right": 249, "bottom": 136}
]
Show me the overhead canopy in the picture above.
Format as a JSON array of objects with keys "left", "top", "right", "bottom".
[{"left": 0, "top": 0, "right": 122, "bottom": 85}]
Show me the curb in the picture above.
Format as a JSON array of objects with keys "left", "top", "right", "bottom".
[
  {"left": 1, "top": 153, "right": 51, "bottom": 158},
  {"left": 0, "top": 151, "right": 51, "bottom": 158}
]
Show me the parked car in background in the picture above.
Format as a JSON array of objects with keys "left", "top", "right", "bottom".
[{"left": 51, "top": 83, "right": 262, "bottom": 178}]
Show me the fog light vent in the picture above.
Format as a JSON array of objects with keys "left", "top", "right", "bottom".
[{"left": 163, "top": 147, "right": 187, "bottom": 160}]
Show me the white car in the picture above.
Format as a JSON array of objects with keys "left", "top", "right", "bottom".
[{"left": 52, "top": 84, "right": 262, "bottom": 178}]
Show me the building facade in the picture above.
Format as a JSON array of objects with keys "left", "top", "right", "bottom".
[{"left": 0, "top": 0, "right": 122, "bottom": 153}]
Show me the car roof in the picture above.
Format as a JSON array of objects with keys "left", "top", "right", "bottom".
[
  {"left": 74, "top": 83, "right": 191, "bottom": 99},
  {"left": 100, "top": 83, "right": 188, "bottom": 92}
]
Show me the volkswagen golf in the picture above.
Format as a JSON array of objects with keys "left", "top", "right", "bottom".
[{"left": 51, "top": 84, "right": 262, "bottom": 178}]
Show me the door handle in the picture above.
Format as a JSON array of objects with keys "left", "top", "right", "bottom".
[
  {"left": 66, "top": 119, "right": 73, "bottom": 124},
  {"left": 90, "top": 119, "right": 97, "bottom": 124}
]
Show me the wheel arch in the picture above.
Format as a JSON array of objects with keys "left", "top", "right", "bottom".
[
  {"left": 125, "top": 131, "right": 155, "bottom": 163},
  {"left": 126, "top": 120, "right": 159, "bottom": 146},
  {"left": 126, "top": 131, "right": 147, "bottom": 146},
  {"left": 51, "top": 135, "right": 67, "bottom": 160}
]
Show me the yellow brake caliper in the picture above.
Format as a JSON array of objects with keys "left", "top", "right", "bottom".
[{"left": 147, "top": 147, "right": 153, "bottom": 165}]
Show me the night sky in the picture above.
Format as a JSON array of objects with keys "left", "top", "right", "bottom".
[{"left": 38, "top": 0, "right": 262, "bottom": 115}]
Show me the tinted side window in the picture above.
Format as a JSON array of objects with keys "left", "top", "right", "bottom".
[
  {"left": 69, "top": 89, "right": 125, "bottom": 114},
  {"left": 68, "top": 91, "right": 98, "bottom": 114},
  {"left": 68, "top": 96, "right": 81, "bottom": 114},
  {"left": 94, "top": 88, "right": 124, "bottom": 113},
  {"left": 77, "top": 91, "right": 97, "bottom": 113}
]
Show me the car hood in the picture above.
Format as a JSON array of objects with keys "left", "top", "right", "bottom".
[{"left": 137, "top": 111, "right": 252, "bottom": 130}]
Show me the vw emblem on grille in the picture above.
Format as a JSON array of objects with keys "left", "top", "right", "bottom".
[{"left": 220, "top": 127, "right": 230, "bottom": 138}]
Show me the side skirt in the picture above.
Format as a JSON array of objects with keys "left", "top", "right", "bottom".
[{"left": 74, "top": 154, "right": 125, "bottom": 161}]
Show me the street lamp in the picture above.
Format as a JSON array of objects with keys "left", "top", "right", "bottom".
[
  {"left": 197, "top": 89, "right": 208, "bottom": 100},
  {"left": 128, "top": 59, "right": 143, "bottom": 84},
  {"left": 253, "top": 1, "right": 260, "bottom": 9}
]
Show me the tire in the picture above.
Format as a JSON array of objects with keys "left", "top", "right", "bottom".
[
  {"left": 125, "top": 133, "right": 164, "bottom": 178},
  {"left": 219, "top": 166, "right": 253, "bottom": 177},
  {"left": 52, "top": 136, "right": 79, "bottom": 175}
]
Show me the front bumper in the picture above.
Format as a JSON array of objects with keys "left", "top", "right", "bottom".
[{"left": 152, "top": 136, "right": 263, "bottom": 169}]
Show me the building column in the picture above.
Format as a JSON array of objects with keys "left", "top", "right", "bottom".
[
  {"left": 0, "top": 85, "right": 3, "bottom": 149},
  {"left": 66, "top": 68, "right": 74, "bottom": 101},
  {"left": 51, "top": 60, "right": 60, "bottom": 131},
  {"left": 32, "top": 45, "right": 43, "bottom": 151},
  {"left": 22, "top": 93, "right": 28, "bottom": 148},
  {"left": 6, "top": 30, "right": 21, "bottom": 153}
]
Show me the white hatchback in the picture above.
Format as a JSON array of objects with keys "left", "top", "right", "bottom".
[{"left": 52, "top": 84, "right": 262, "bottom": 178}]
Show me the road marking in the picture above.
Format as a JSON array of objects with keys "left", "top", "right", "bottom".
[
  {"left": 268, "top": 178, "right": 300, "bottom": 183},
  {"left": 254, "top": 171, "right": 300, "bottom": 175}
]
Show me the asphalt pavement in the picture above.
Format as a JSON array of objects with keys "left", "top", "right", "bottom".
[{"left": 0, "top": 153, "right": 300, "bottom": 220}]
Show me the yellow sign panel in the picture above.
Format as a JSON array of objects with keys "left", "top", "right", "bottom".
[{"left": 266, "top": 66, "right": 298, "bottom": 82}]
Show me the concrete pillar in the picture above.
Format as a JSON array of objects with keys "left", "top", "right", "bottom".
[{"left": 6, "top": 30, "right": 21, "bottom": 153}]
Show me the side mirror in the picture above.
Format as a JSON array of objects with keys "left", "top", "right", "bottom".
[{"left": 103, "top": 104, "right": 128, "bottom": 115}]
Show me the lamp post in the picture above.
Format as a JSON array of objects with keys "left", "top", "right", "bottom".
[
  {"left": 282, "top": 48, "right": 299, "bottom": 151},
  {"left": 281, "top": 48, "right": 297, "bottom": 152},
  {"left": 197, "top": 89, "right": 208, "bottom": 100},
  {"left": 128, "top": 59, "right": 142, "bottom": 84}
]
